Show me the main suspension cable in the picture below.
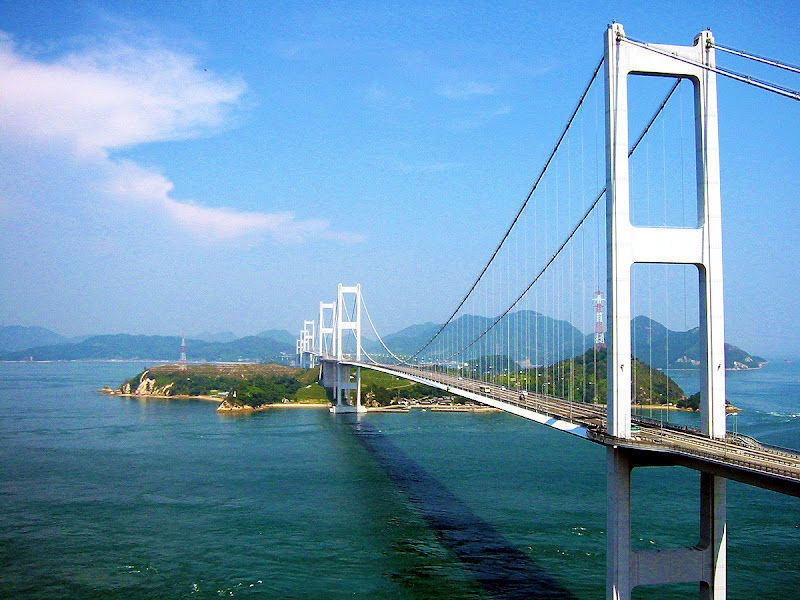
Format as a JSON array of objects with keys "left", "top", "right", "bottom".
[
  {"left": 622, "top": 36, "right": 800, "bottom": 102},
  {"left": 409, "top": 56, "right": 606, "bottom": 361},
  {"left": 712, "top": 42, "right": 800, "bottom": 75},
  {"left": 360, "top": 293, "right": 409, "bottom": 365}
]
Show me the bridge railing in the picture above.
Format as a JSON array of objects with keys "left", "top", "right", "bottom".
[
  {"left": 398, "top": 364, "right": 598, "bottom": 427},
  {"left": 728, "top": 434, "right": 800, "bottom": 459},
  {"left": 594, "top": 432, "right": 800, "bottom": 482}
]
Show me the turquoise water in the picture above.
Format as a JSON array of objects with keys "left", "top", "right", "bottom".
[{"left": 0, "top": 361, "right": 798, "bottom": 599}]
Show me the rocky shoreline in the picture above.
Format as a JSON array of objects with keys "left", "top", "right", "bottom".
[
  {"left": 215, "top": 399, "right": 328, "bottom": 413},
  {"left": 98, "top": 387, "right": 220, "bottom": 402}
]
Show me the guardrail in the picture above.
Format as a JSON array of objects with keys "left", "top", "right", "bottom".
[
  {"left": 594, "top": 432, "right": 800, "bottom": 482},
  {"left": 398, "top": 366, "right": 598, "bottom": 428}
]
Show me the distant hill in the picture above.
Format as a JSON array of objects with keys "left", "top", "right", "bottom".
[
  {"left": 0, "top": 334, "right": 293, "bottom": 362},
  {"left": 629, "top": 316, "right": 767, "bottom": 371},
  {"left": 256, "top": 329, "right": 297, "bottom": 346},
  {"left": 382, "top": 322, "right": 441, "bottom": 354},
  {"left": 0, "top": 326, "right": 68, "bottom": 352}
]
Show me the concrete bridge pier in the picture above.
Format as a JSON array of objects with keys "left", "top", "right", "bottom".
[
  {"left": 320, "top": 359, "right": 336, "bottom": 388},
  {"left": 320, "top": 359, "right": 366, "bottom": 414},
  {"left": 331, "top": 363, "right": 365, "bottom": 414},
  {"left": 607, "top": 448, "right": 726, "bottom": 600}
]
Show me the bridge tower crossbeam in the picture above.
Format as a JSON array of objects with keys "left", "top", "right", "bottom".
[{"left": 605, "top": 23, "right": 726, "bottom": 600}]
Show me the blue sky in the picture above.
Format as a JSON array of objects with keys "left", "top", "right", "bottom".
[{"left": 0, "top": 1, "right": 797, "bottom": 357}]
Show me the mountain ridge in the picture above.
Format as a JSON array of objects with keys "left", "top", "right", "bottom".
[
  {"left": 0, "top": 316, "right": 765, "bottom": 370},
  {"left": 0, "top": 333, "right": 293, "bottom": 362}
]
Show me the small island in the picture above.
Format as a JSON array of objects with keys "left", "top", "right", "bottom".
[{"left": 101, "top": 363, "right": 329, "bottom": 412}]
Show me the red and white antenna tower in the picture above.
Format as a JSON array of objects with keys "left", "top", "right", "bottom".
[
  {"left": 179, "top": 335, "right": 187, "bottom": 371},
  {"left": 593, "top": 291, "right": 606, "bottom": 351}
]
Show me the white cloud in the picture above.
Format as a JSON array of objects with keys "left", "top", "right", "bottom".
[
  {"left": 0, "top": 32, "right": 361, "bottom": 244},
  {"left": 106, "top": 159, "right": 364, "bottom": 243},
  {"left": 437, "top": 81, "right": 495, "bottom": 100},
  {"left": 0, "top": 33, "right": 242, "bottom": 157}
]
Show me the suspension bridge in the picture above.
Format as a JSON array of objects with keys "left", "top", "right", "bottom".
[{"left": 295, "top": 24, "right": 799, "bottom": 600}]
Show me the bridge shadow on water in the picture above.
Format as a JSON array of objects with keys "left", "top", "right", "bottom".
[{"left": 345, "top": 418, "right": 579, "bottom": 600}]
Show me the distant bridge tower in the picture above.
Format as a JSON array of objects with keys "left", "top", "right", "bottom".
[
  {"left": 318, "top": 302, "right": 336, "bottom": 358},
  {"left": 593, "top": 291, "right": 606, "bottom": 351},
  {"left": 178, "top": 336, "right": 187, "bottom": 372},
  {"left": 302, "top": 320, "right": 316, "bottom": 368},
  {"left": 605, "top": 23, "right": 726, "bottom": 600},
  {"left": 329, "top": 283, "right": 365, "bottom": 414}
]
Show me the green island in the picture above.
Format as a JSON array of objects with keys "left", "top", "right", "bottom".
[
  {"left": 101, "top": 363, "right": 456, "bottom": 412},
  {"left": 102, "top": 364, "right": 328, "bottom": 412}
]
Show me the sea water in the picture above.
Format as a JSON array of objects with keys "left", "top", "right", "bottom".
[{"left": 0, "top": 360, "right": 799, "bottom": 599}]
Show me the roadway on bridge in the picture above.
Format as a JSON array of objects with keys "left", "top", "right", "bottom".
[{"left": 352, "top": 362, "right": 800, "bottom": 497}]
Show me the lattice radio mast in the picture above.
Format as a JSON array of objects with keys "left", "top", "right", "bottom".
[
  {"left": 593, "top": 291, "right": 606, "bottom": 350},
  {"left": 179, "top": 335, "right": 187, "bottom": 372}
]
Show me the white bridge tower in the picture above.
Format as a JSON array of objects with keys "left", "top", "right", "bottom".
[{"left": 605, "top": 23, "right": 726, "bottom": 599}]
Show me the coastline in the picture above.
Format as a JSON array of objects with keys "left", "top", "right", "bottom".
[
  {"left": 98, "top": 388, "right": 328, "bottom": 411},
  {"left": 216, "top": 400, "right": 329, "bottom": 413},
  {"left": 99, "top": 389, "right": 740, "bottom": 415},
  {"left": 99, "top": 388, "right": 221, "bottom": 402}
]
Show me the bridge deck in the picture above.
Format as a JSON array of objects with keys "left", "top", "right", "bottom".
[{"left": 339, "top": 360, "right": 800, "bottom": 497}]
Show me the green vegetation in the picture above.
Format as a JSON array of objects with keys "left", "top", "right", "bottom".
[
  {"left": 120, "top": 364, "right": 327, "bottom": 408},
  {"left": 369, "top": 313, "right": 765, "bottom": 372},
  {"left": 294, "top": 382, "right": 329, "bottom": 402},
  {"left": 118, "top": 363, "right": 449, "bottom": 409},
  {"left": 487, "top": 347, "right": 685, "bottom": 405},
  {"left": 678, "top": 391, "right": 701, "bottom": 410},
  {"left": 676, "top": 391, "right": 737, "bottom": 412},
  {"left": 360, "top": 368, "right": 449, "bottom": 407}
]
